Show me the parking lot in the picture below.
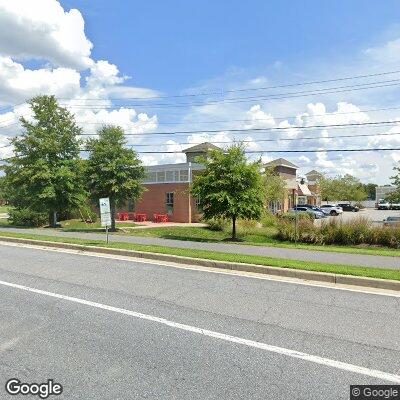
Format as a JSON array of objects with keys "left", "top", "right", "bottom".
[{"left": 326, "top": 208, "right": 400, "bottom": 224}]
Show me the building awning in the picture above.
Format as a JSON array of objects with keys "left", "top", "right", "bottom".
[
  {"left": 298, "top": 183, "right": 312, "bottom": 196},
  {"left": 286, "top": 179, "right": 298, "bottom": 190}
]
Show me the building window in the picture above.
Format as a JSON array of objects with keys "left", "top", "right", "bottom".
[
  {"left": 165, "top": 171, "right": 174, "bottom": 182},
  {"left": 166, "top": 192, "right": 174, "bottom": 215},
  {"left": 145, "top": 172, "right": 156, "bottom": 183},
  {"left": 298, "top": 196, "right": 307, "bottom": 205},
  {"left": 156, "top": 171, "right": 165, "bottom": 182},
  {"left": 269, "top": 201, "right": 282, "bottom": 214},
  {"left": 179, "top": 169, "right": 188, "bottom": 181},
  {"left": 195, "top": 196, "right": 201, "bottom": 211}
]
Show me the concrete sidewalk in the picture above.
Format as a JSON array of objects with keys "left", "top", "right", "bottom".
[{"left": 0, "top": 226, "right": 399, "bottom": 270}]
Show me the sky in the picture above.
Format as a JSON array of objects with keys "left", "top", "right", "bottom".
[{"left": 1, "top": 0, "right": 400, "bottom": 184}]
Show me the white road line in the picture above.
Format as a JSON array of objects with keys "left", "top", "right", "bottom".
[
  {"left": 1, "top": 240, "right": 400, "bottom": 298},
  {"left": 1, "top": 278, "right": 400, "bottom": 383}
]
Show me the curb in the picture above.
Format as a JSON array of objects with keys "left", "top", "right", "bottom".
[{"left": 0, "top": 235, "right": 399, "bottom": 291}]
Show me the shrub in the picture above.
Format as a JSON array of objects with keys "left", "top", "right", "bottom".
[
  {"left": 237, "top": 219, "right": 259, "bottom": 235},
  {"left": 9, "top": 208, "right": 48, "bottom": 227},
  {"left": 261, "top": 210, "right": 277, "bottom": 227},
  {"left": 206, "top": 217, "right": 230, "bottom": 231},
  {"left": 276, "top": 215, "right": 400, "bottom": 248}
]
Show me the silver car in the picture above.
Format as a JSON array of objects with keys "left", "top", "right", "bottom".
[
  {"left": 320, "top": 204, "right": 343, "bottom": 216},
  {"left": 383, "top": 216, "right": 400, "bottom": 227}
]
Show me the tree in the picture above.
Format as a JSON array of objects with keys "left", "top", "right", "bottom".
[
  {"left": 191, "top": 144, "right": 265, "bottom": 240},
  {"left": 361, "top": 183, "right": 378, "bottom": 200},
  {"left": 318, "top": 174, "right": 367, "bottom": 203},
  {"left": 2, "top": 95, "right": 86, "bottom": 227},
  {"left": 387, "top": 165, "right": 400, "bottom": 203},
  {"left": 339, "top": 174, "right": 368, "bottom": 203},
  {"left": 318, "top": 176, "right": 339, "bottom": 202},
  {"left": 263, "top": 166, "right": 287, "bottom": 209},
  {"left": 85, "top": 125, "right": 145, "bottom": 231}
]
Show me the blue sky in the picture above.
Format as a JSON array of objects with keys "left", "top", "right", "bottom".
[
  {"left": 1, "top": 0, "right": 400, "bottom": 183},
  {"left": 61, "top": 0, "right": 400, "bottom": 93}
]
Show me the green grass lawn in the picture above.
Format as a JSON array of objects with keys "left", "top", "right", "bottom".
[
  {"left": 125, "top": 226, "right": 400, "bottom": 257},
  {"left": 0, "top": 231, "right": 398, "bottom": 282},
  {"left": 0, "top": 205, "right": 12, "bottom": 213},
  {"left": 0, "top": 218, "right": 138, "bottom": 232},
  {"left": 60, "top": 219, "right": 138, "bottom": 232},
  {"left": 1, "top": 218, "right": 399, "bottom": 257}
]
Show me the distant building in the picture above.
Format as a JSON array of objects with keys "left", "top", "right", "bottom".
[{"left": 375, "top": 186, "right": 396, "bottom": 202}]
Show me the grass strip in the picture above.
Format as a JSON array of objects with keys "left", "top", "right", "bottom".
[
  {"left": 123, "top": 226, "right": 400, "bottom": 257},
  {"left": 0, "top": 231, "right": 399, "bottom": 282}
]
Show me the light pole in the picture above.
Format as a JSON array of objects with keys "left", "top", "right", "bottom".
[{"left": 294, "top": 177, "right": 305, "bottom": 244}]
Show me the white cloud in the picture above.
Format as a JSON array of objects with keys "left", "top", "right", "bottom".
[
  {"left": 391, "top": 153, "right": 400, "bottom": 163},
  {"left": 244, "top": 105, "right": 276, "bottom": 128},
  {"left": 299, "top": 155, "right": 311, "bottom": 164},
  {"left": 0, "top": 56, "right": 81, "bottom": 104},
  {"left": 365, "top": 38, "right": 400, "bottom": 65},
  {"left": 86, "top": 60, "right": 127, "bottom": 89},
  {"left": 0, "top": 1, "right": 160, "bottom": 150},
  {"left": 296, "top": 102, "right": 369, "bottom": 126},
  {"left": 0, "top": 0, "right": 93, "bottom": 69}
]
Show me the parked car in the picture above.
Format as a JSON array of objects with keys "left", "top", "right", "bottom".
[
  {"left": 383, "top": 216, "right": 400, "bottom": 227},
  {"left": 320, "top": 204, "right": 343, "bottom": 216},
  {"left": 377, "top": 199, "right": 391, "bottom": 210},
  {"left": 291, "top": 206, "right": 325, "bottom": 219},
  {"left": 390, "top": 202, "right": 400, "bottom": 210},
  {"left": 310, "top": 206, "right": 328, "bottom": 217},
  {"left": 337, "top": 203, "right": 359, "bottom": 212}
]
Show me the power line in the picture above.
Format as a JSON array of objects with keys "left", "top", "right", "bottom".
[
  {"left": 126, "top": 131, "right": 400, "bottom": 146},
  {"left": 78, "top": 120, "right": 400, "bottom": 137},
  {"left": 59, "top": 80, "right": 400, "bottom": 110},
  {"left": 57, "top": 69, "right": 400, "bottom": 101},
  {"left": 1, "top": 131, "right": 398, "bottom": 152},
  {"left": 2, "top": 103, "right": 400, "bottom": 132},
  {"left": 97, "top": 148, "right": 400, "bottom": 154}
]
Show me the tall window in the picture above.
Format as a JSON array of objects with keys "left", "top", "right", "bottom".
[{"left": 166, "top": 192, "right": 174, "bottom": 215}]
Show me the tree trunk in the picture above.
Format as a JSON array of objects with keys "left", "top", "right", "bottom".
[
  {"left": 49, "top": 211, "right": 57, "bottom": 228},
  {"left": 232, "top": 215, "right": 237, "bottom": 240},
  {"left": 110, "top": 197, "right": 117, "bottom": 232}
]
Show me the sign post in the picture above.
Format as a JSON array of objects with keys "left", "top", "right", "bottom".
[{"left": 99, "top": 197, "right": 111, "bottom": 243}]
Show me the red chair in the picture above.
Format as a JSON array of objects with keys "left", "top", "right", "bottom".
[
  {"left": 128, "top": 212, "right": 136, "bottom": 221},
  {"left": 119, "top": 212, "right": 129, "bottom": 221},
  {"left": 135, "top": 213, "right": 147, "bottom": 222}
]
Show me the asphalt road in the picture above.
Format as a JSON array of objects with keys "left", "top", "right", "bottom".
[
  {"left": 0, "top": 243, "right": 400, "bottom": 399},
  {"left": 0, "top": 226, "right": 399, "bottom": 270}
]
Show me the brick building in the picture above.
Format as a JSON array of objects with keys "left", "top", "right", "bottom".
[
  {"left": 130, "top": 143, "right": 320, "bottom": 222},
  {"left": 263, "top": 159, "right": 321, "bottom": 212},
  {"left": 133, "top": 143, "right": 219, "bottom": 222}
]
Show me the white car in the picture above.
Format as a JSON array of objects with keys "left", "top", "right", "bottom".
[
  {"left": 320, "top": 204, "right": 343, "bottom": 216},
  {"left": 377, "top": 200, "right": 391, "bottom": 210}
]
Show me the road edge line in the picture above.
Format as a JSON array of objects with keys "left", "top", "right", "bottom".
[{"left": 0, "top": 235, "right": 399, "bottom": 291}]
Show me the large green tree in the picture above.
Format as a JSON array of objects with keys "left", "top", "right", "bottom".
[
  {"left": 2, "top": 95, "right": 86, "bottom": 227},
  {"left": 191, "top": 144, "right": 265, "bottom": 240},
  {"left": 263, "top": 166, "right": 287, "bottom": 207},
  {"left": 85, "top": 125, "right": 145, "bottom": 231},
  {"left": 319, "top": 174, "right": 367, "bottom": 203}
]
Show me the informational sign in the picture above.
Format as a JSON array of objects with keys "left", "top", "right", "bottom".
[{"left": 99, "top": 197, "right": 111, "bottom": 227}]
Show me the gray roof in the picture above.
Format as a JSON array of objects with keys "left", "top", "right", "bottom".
[
  {"left": 264, "top": 158, "right": 298, "bottom": 169},
  {"left": 182, "top": 142, "right": 221, "bottom": 153},
  {"left": 306, "top": 169, "right": 322, "bottom": 176}
]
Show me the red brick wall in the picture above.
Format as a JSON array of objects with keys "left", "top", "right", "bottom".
[{"left": 133, "top": 183, "right": 202, "bottom": 222}]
